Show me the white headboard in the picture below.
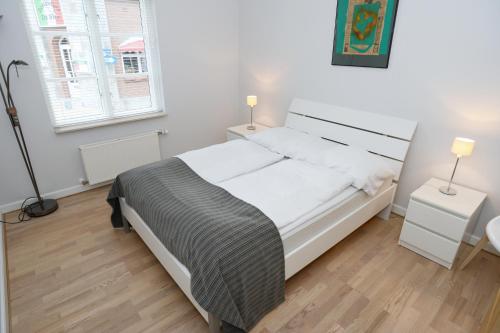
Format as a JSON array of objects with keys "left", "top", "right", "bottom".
[{"left": 285, "top": 99, "right": 418, "bottom": 181}]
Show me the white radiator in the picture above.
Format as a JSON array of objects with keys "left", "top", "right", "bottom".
[{"left": 79, "top": 131, "right": 163, "bottom": 185}]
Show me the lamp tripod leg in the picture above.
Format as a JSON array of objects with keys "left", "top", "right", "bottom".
[{"left": 0, "top": 61, "right": 58, "bottom": 217}]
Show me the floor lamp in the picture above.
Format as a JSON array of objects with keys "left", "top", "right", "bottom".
[{"left": 0, "top": 60, "right": 58, "bottom": 217}]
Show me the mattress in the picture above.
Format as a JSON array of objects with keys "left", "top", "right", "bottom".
[
  {"left": 281, "top": 178, "right": 393, "bottom": 254},
  {"left": 177, "top": 139, "right": 283, "bottom": 184},
  {"left": 218, "top": 159, "right": 354, "bottom": 231},
  {"left": 178, "top": 141, "right": 394, "bottom": 252},
  {"left": 279, "top": 185, "right": 359, "bottom": 236}
]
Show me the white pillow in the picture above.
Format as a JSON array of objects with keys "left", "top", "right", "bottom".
[
  {"left": 246, "top": 127, "right": 333, "bottom": 158},
  {"left": 293, "top": 137, "right": 342, "bottom": 163},
  {"left": 321, "top": 145, "right": 395, "bottom": 196},
  {"left": 246, "top": 127, "right": 393, "bottom": 195}
]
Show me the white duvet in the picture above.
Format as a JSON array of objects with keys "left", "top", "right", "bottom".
[
  {"left": 218, "top": 159, "right": 354, "bottom": 230},
  {"left": 177, "top": 139, "right": 283, "bottom": 184}
]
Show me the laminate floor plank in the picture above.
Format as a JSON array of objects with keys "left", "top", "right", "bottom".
[{"left": 5, "top": 186, "right": 499, "bottom": 332}]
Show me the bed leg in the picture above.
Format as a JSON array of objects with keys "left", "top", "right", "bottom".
[
  {"left": 208, "top": 313, "right": 222, "bottom": 333},
  {"left": 122, "top": 215, "right": 131, "bottom": 233},
  {"left": 377, "top": 204, "right": 392, "bottom": 221}
]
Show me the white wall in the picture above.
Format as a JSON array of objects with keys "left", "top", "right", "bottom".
[
  {"left": 238, "top": 0, "right": 500, "bottom": 240},
  {"left": 0, "top": 0, "right": 239, "bottom": 208},
  {"left": 2, "top": 0, "right": 499, "bottom": 242}
]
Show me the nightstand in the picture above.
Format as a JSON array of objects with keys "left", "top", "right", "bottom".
[
  {"left": 399, "top": 178, "right": 487, "bottom": 269},
  {"left": 226, "top": 123, "right": 271, "bottom": 141}
]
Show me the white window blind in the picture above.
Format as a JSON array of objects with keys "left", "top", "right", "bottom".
[{"left": 21, "top": 0, "right": 163, "bottom": 129}]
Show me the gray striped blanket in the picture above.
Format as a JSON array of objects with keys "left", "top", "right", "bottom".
[{"left": 107, "top": 157, "right": 285, "bottom": 332}]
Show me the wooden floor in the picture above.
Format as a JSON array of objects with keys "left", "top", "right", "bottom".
[{"left": 4, "top": 186, "right": 500, "bottom": 333}]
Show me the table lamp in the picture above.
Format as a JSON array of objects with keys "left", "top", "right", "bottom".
[
  {"left": 439, "top": 137, "right": 475, "bottom": 196},
  {"left": 246, "top": 95, "right": 257, "bottom": 130}
]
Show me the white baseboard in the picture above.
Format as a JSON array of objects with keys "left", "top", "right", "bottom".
[
  {"left": 0, "top": 182, "right": 111, "bottom": 214},
  {"left": 391, "top": 204, "right": 407, "bottom": 217},
  {"left": 1, "top": 215, "right": 9, "bottom": 333},
  {"left": 391, "top": 204, "right": 499, "bottom": 256},
  {"left": 463, "top": 232, "right": 499, "bottom": 256}
]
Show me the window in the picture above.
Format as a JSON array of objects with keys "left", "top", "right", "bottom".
[
  {"left": 21, "top": 0, "right": 164, "bottom": 130},
  {"left": 123, "top": 53, "right": 140, "bottom": 73},
  {"left": 59, "top": 38, "right": 76, "bottom": 81},
  {"left": 122, "top": 52, "right": 147, "bottom": 74}
]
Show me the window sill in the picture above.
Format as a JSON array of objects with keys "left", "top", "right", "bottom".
[{"left": 54, "top": 110, "right": 166, "bottom": 134}]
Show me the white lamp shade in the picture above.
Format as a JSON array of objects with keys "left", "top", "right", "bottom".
[
  {"left": 451, "top": 137, "right": 475, "bottom": 157},
  {"left": 247, "top": 95, "right": 257, "bottom": 107}
]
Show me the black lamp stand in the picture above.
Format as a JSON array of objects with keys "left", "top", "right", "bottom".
[{"left": 0, "top": 60, "right": 58, "bottom": 217}]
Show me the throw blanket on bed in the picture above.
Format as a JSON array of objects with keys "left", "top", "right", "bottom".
[{"left": 107, "top": 157, "right": 285, "bottom": 332}]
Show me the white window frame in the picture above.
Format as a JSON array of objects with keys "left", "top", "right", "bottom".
[
  {"left": 19, "top": 0, "right": 165, "bottom": 133},
  {"left": 121, "top": 51, "right": 147, "bottom": 74}
]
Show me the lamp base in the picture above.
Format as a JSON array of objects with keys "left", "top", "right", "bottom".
[
  {"left": 24, "top": 199, "right": 59, "bottom": 217},
  {"left": 439, "top": 186, "right": 457, "bottom": 196},
  {"left": 247, "top": 125, "right": 256, "bottom": 130}
]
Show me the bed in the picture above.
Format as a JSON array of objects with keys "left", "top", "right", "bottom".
[{"left": 112, "top": 99, "right": 417, "bottom": 332}]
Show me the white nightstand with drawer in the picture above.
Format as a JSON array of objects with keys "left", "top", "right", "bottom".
[
  {"left": 399, "top": 178, "right": 487, "bottom": 269},
  {"left": 226, "top": 123, "right": 271, "bottom": 141}
]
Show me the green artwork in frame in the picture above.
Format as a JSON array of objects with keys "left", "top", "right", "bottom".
[{"left": 332, "top": 0, "right": 399, "bottom": 68}]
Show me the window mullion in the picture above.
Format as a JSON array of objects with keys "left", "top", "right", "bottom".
[
  {"left": 83, "top": 0, "right": 113, "bottom": 118},
  {"left": 139, "top": 0, "right": 160, "bottom": 111}
]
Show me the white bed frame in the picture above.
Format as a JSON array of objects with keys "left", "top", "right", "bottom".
[{"left": 119, "top": 99, "right": 417, "bottom": 331}]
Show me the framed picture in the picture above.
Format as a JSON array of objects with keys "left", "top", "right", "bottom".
[{"left": 332, "top": 0, "right": 399, "bottom": 68}]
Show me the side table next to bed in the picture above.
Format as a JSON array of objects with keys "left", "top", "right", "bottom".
[
  {"left": 399, "top": 178, "right": 487, "bottom": 269},
  {"left": 227, "top": 123, "right": 270, "bottom": 141}
]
